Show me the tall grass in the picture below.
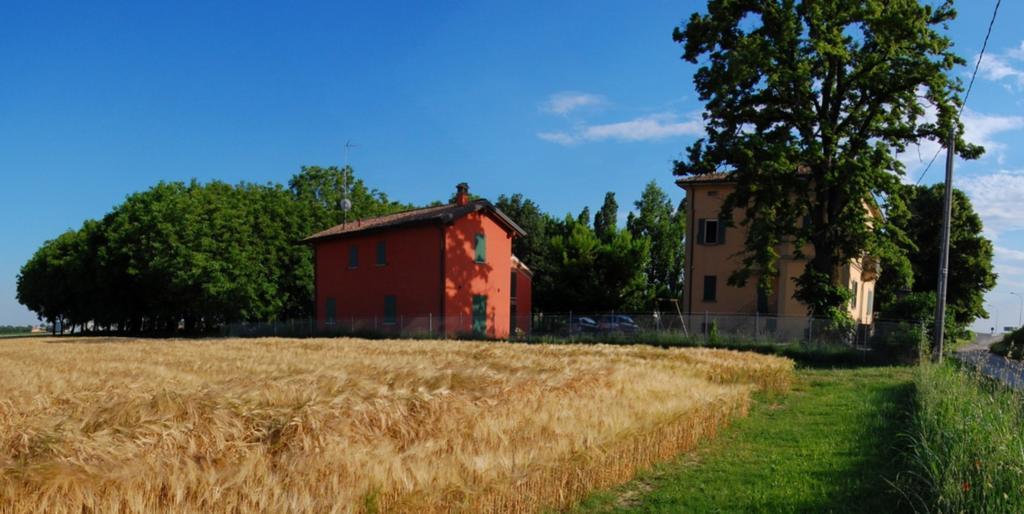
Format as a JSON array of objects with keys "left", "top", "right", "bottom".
[
  {"left": 900, "top": 363, "right": 1024, "bottom": 512},
  {"left": 0, "top": 337, "right": 792, "bottom": 513}
]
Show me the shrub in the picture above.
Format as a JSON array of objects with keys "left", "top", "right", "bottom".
[
  {"left": 899, "top": 364, "right": 1024, "bottom": 512},
  {"left": 990, "top": 327, "right": 1024, "bottom": 359}
]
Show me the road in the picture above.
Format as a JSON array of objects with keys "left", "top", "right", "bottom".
[{"left": 953, "top": 334, "right": 1024, "bottom": 390}]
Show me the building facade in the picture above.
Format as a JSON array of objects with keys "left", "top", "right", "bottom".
[
  {"left": 304, "top": 183, "right": 531, "bottom": 338},
  {"left": 677, "top": 173, "right": 878, "bottom": 325}
]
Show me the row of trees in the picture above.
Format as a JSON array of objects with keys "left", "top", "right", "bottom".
[
  {"left": 497, "top": 182, "right": 686, "bottom": 313},
  {"left": 16, "top": 167, "right": 410, "bottom": 334},
  {"left": 16, "top": 166, "right": 687, "bottom": 334}
]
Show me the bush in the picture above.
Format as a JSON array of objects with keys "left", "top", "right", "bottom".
[
  {"left": 899, "top": 364, "right": 1024, "bottom": 512},
  {"left": 870, "top": 322, "right": 927, "bottom": 364},
  {"left": 990, "top": 327, "right": 1024, "bottom": 359}
]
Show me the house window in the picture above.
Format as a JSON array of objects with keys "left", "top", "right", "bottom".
[
  {"left": 850, "top": 281, "right": 859, "bottom": 309},
  {"left": 383, "top": 295, "right": 396, "bottom": 324},
  {"left": 348, "top": 246, "right": 358, "bottom": 268},
  {"left": 866, "top": 290, "right": 874, "bottom": 318},
  {"left": 699, "top": 219, "right": 725, "bottom": 245},
  {"left": 376, "top": 241, "right": 387, "bottom": 266},
  {"left": 510, "top": 271, "right": 518, "bottom": 299},
  {"left": 703, "top": 276, "right": 717, "bottom": 302},
  {"left": 475, "top": 233, "right": 486, "bottom": 263},
  {"left": 757, "top": 284, "right": 769, "bottom": 314},
  {"left": 325, "top": 297, "right": 336, "bottom": 324}
]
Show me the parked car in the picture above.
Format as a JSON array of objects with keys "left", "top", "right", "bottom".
[
  {"left": 568, "top": 316, "right": 599, "bottom": 334},
  {"left": 596, "top": 315, "right": 640, "bottom": 333}
]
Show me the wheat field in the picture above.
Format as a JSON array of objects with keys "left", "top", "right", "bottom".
[{"left": 0, "top": 337, "right": 793, "bottom": 513}]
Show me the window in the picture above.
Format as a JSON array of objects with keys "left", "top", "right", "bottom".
[
  {"left": 383, "top": 295, "right": 396, "bottom": 324},
  {"left": 698, "top": 219, "right": 725, "bottom": 245},
  {"left": 850, "top": 281, "right": 859, "bottom": 309},
  {"left": 757, "top": 284, "right": 769, "bottom": 314},
  {"left": 510, "top": 271, "right": 518, "bottom": 299},
  {"left": 325, "top": 297, "right": 336, "bottom": 323},
  {"left": 376, "top": 241, "right": 387, "bottom": 266},
  {"left": 866, "top": 290, "right": 874, "bottom": 318},
  {"left": 703, "top": 276, "right": 717, "bottom": 302},
  {"left": 475, "top": 233, "right": 486, "bottom": 263},
  {"left": 348, "top": 246, "right": 358, "bottom": 268}
]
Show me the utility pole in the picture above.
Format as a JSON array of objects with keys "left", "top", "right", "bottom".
[
  {"left": 933, "top": 125, "right": 955, "bottom": 362},
  {"left": 341, "top": 140, "right": 357, "bottom": 226}
]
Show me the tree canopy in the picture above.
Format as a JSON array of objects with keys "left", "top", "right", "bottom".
[
  {"left": 875, "top": 184, "right": 996, "bottom": 340},
  {"left": 673, "top": 0, "right": 983, "bottom": 320},
  {"left": 18, "top": 169, "right": 685, "bottom": 333},
  {"left": 16, "top": 167, "right": 410, "bottom": 334}
]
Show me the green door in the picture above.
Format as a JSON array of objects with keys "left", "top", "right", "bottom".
[
  {"left": 472, "top": 295, "right": 487, "bottom": 336},
  {"left": 325, "top": 298, "right": 336, "bottom": 324}
]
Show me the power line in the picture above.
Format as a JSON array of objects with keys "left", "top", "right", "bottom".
[{"left": 915, "top": 0, "right": 1002, "bottom": 185}]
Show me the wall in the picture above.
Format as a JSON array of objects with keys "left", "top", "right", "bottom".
[
  {"left": 314, "top": 224, "right": 442, "bottom": 329},
  {"left": 684, "top": 182, "right": 760, "bottom": 314},
  {"left": 683, "top": 181, "right": 878, "bottom": 322},
  {"left": 444, "top": 211, "right": 513, "bottom": 338}
]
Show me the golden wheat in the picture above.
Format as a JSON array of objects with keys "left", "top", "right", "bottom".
[{"left": 0, "top": 337, "right": 793, "bottom": 513}]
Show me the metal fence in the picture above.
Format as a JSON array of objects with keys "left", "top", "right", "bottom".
[{"left": 222, "top": 312, "right": 925, "bottom": 349}]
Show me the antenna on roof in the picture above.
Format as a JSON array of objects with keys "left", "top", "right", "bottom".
[{"left": 341, "top": 140, "right": 358, "bottom": 225}]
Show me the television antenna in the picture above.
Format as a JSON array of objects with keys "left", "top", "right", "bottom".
[{"left": 341, "top": 140, "right": 358, "bottom": 225}]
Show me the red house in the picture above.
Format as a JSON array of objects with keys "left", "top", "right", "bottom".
[{"left": 303, "top": 183, "right": 532, "bottom": 338}]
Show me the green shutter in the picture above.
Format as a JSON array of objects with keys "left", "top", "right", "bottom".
[
  {"left": 384, "top": 295, "right": 396, "bottom": 324},
  {"left": 475, "top": 233, "right": 486, "bottom": 263},
  {"left": 472, "top": 295, "right": 487, "bottom": 335},
  {"left": 697, "top": 219, "right": 706, "bottom": 245},
  {"left": 376, "top": 241, "right": 386, "bottom": 266},
  {"left": 717, "top": 221, "right": 726, "bottom": 244}
]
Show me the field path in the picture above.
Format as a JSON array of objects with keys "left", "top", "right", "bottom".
[{"left": 575, "top": 367, "right": 914, "bottom": 513}]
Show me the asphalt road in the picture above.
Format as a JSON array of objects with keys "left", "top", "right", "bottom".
[{"left": 954, "top": 335, "right": 1024, "bottom": 390}]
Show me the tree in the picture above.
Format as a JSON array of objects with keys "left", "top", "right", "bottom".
[
  {"left": 673, "top": 0, "right": 983, "bottom": 320},
  {"left": 627, "top": 181, "right": 686, "bottom": 305},
  {"left": 576, "top": 207, "right": 591, "bottom": 227},
  {"left": 876, "top": 184, "right": 996, "bottom": 339},
  {"left": 546, "top": 216, "right": 650, "bottom": 312},
  {"left": 594, "top": 192, "right": 619, "bottom": 243}
]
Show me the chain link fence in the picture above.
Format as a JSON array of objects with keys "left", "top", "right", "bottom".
[{"left": 222, "top": 312, "right": 925, "bottom": 354}]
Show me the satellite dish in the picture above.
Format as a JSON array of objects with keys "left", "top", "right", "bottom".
[{"left": 340, "top": 198, "right": 352, "bottom": 211}]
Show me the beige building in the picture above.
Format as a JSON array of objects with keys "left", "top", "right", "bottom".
[{"left": 677, "top": 173, "right": 878, "bottom": 325}]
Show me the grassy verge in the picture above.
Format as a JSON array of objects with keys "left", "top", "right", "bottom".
[
  {"left": 574, "top": 367, "right": 914, "bottom": 513},
  {"left": 898, "top": 363, "right": 1024, "bottom": 512}
]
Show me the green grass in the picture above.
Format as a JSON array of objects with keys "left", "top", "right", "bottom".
[
  {"left": 574, "top": 367, "right": 914, "bottom": 513},
  {"left": 898, "top": 364, "right": 1024, "bottom": 513}
]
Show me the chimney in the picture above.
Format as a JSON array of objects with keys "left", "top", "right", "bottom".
[{"left": 455, "top": 182, "right": 470, "bottom": 206}]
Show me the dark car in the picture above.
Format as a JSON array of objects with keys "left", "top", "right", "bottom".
[
  {"left": 568, "top": 316, "right": 599, "bottom": 334},
  {"left": 597, "top": 315, "right": 640, "bottom": 333}
]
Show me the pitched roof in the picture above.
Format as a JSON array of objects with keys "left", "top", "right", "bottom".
[
  {"left": 675, "top": 172, "right": 735, "bottom": 186},
  {"left": 302, "top": 199, "right": 526, "bottom": 243}
]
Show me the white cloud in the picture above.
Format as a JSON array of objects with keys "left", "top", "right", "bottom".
[
  {"left": 538, "top": 113, "right": 704, "bottom": 145},
  {"left": 978, "top": 53, "right": 1024, "bottom": 86},
  {"left": 536, "top": 131, "right": 577, "bottom": 145},
  {"left": 961, "top": 108, "right": 1024, "bottom": 152},
  {"left": 959, "top": 172, "right": 1024, "bottom": 235},
  {"left": 996, "top": 246, "right": 1024, "bottom": 262},
  {"left": 540, "top": 92, "right": 606, "bottom": 115},
  {"left": 897, "top": 106, "right": 1024, "bottom": 178}
]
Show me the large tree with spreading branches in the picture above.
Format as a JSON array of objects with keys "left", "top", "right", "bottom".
[{"left": 673, "top": 0, "right": 983, "bottom": 320}]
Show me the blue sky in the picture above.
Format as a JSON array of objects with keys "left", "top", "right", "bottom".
[{"left": 2, "top": 1, "right": 1023, "bottom": 331}]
